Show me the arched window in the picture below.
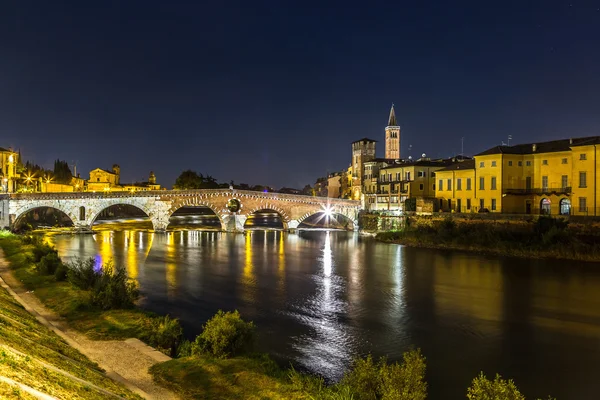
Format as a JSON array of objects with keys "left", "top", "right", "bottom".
[
  {"left": 559, "top": 198, "right": 571, "bottom": 216},
  {"left": 79, "top": 206, "right": 86, "bottom": 221}
]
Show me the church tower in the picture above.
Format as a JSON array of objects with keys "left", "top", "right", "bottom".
[{"left": 385, "top": 104, "right": 400, "bottom": 160}]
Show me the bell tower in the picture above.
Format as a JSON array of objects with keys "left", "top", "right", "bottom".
[{"left": 385, "top": 104, "right": 400, "bottom": 160}]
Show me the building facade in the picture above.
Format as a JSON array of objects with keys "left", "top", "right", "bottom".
[
  {"left": 351, "top": 138, "right": 377, "bottom": 200},
  {"left": 0, "top": 148, "right": 19, "bottom": 193},
  {"left": 435, "top": 136, "right": 600, "bottom": 215}
]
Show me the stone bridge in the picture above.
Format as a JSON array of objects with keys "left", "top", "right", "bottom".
[{"left": 0, "top": 189, "right": 360, "bottom": 232}]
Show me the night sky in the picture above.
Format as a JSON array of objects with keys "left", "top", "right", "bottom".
[{"left": 1, "top": 1, "right": 599, "bottom": 189}]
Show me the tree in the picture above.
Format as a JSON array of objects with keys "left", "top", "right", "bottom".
[
  {"left": 174, "top": 170, "right": 203, "bottom": 189},
  {"left": 53, "top": 159, "right": 73, "bottom": 184}
]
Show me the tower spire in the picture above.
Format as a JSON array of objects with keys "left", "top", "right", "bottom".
[{"left": 387, "top": 103, "right": 398, "bottom": 126}]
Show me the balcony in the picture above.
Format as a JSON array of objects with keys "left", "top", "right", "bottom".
[{"left": 503, "top": 187, "right": 572, "bottom": 195}]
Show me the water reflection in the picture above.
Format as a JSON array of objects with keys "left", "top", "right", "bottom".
[{"left": 48, "top": 230, "right": 600, "bottom": 400}]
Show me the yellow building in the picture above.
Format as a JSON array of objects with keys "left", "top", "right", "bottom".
[
  {"left": 434, "top": 160, "right": 476, "bottom": 212},
  {"left": 435, "top": 136, "right": 600, "bottom": 215},
  {"left": 0, "top": 147, "right": 19, "bottom": 193},
  {"left": 365, "top": 157, "right": 456, "bottom": 211}
]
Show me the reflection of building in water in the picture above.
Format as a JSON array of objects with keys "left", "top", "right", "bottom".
[
  {"left": 277, "top": 231, "right": 286, "bottom": 298},
  {"left": 165, "top": 232, "right": 177, "bottom": 297},
  {"left": 433, "top": 255, "right": 503, "bottom": 330}
]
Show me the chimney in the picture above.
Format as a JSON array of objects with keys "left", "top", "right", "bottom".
[
  {"left": 532, "top": 144, "right": 537, "bottom": 152},
  {"left": 569, "top": 138, "right": 573, "bottom": 144}
]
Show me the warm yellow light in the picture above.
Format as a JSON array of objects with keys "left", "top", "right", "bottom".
[{"left": 8, "top": 154, "right": 13, "bottom": 163}]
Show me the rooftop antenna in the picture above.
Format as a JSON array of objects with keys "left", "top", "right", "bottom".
[
  {"left": 71, "top": 160, "right": 78, "bottom": 177},
  {"left": 507, "top": 135, "right": 512, "bottom": 146},
  {"left": 461, "top": 137, "right": 464, "bottom": 157}
]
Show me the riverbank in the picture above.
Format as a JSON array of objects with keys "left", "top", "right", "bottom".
[{"left": 376, "top": 216, "right": 600, "bottom": 262}]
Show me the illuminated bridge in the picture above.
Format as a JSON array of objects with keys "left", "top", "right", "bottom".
[{"left": 0, "top": 189, "right": 359, "bottom": 232}]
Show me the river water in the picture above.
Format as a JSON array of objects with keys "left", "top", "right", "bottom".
[{"left": 47, "top": 227, "right": 600, "bottom": 399}]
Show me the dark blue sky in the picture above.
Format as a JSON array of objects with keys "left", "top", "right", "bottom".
[{"left": 1, "top": 1, "right": 599, "bottom": 188}]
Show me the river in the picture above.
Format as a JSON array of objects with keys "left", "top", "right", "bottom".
[{"left": 46, "top": 226, "right": 600, "bottom": 399}]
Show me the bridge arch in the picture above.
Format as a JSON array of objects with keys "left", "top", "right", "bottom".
[
  {"left": 243, "top": 207, "right": 289, "bottom": 230},
  {"left": 12, "top": 204, "right": 76, "bottom": 231},
  {"left": 86, "top": 198, "right": 162, "bottom": 231},
  {"left": 297, "top": 210, "right": 356, "bottom": 230},
  {"left": 166, "top": 196, "right": 225, "bottom": 231}
]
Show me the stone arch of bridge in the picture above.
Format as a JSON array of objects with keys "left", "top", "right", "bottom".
[
  {"left": 296, "top": 209, "right": 357, "bottom": 230},
  {"left": 243, "top": 206, "right": 290, "bottom": 230},
  {"left": 87, "top": 200, "right": 157, "bottom": 231},
  {"left": 12, "top": 204, "right": 77, "bottom": 230},
  {"left": 166, "top": 197, "right": 226, "bottom": 231}
]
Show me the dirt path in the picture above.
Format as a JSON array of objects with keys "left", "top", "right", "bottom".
[{"left": 0, "top": 250, "right": 179, "bottom": 400}]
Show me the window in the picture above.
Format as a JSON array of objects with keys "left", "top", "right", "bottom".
[
  {"left": 418, "top": 171, "right": 425, "bottom": 177},
  {"left": 580, "top": 154, "right": 587, "bottom": 160},
  {"left": 467, "top": 199, "right": 471, "bottom": 210},
  {"left": 542, "top": 160, "right": 548, "bottom": 165},
  {"left": 457, "top": 179, "right": 462, "bottom": 190},
  {"left": 561, "top": 175, "right": 568, "bottom": 189},
  {"left": 508, "top": 161, "right": 513, "bottom": 166},
  {"left": 562, "top": 158, "right": 568, "bottom": 164},
  {"left": 419, "top": 183, "right": 424, "bottom": 191},
  {"left": 518, "top": 161, "right": 522, "bottom": 166},
  {"left": 457, "top": 199, "right": 462, "bottom": 212},
  {"left": 491, "top": 177, "right": 497, "bottom": 190},
  {"left": 479, "top": 161, "right": 484, "bottom": 168},
  {"left": 438, "top": 180, "right": 443, "bottom": 191},
  {"left": 579, "top": 171, "right": 587, "bottom": 188},
  {"left": 480, "top": 199, "right": 484, "bottom": 210},
  {"left": 542, "top": 176, "right": 548, "bottom": 190},
  {"left": 579, "top": 197, "right": 587, "bottom": 212},
  {"left": 491, "top": 199, "right": 497, "bottom": 211},
  {"left": 388, "top": 173, "right": 392, "bottom": 182},
  {"left": 405, "top": 172, "right": 411, "bottom": 181},
  {"left": 466, "top": 178, "right": 472, "bottom": 190},
  {"left": 526, "top": 176, "right": 532, "bottom": 189},
  {"left": 479, "top": 177, "right": 485, "bottom": 190},
  {"left": 526, "top": 161, "right": 532, "bottom": 167},
  {"left": 395, "top": 173, "right": 400, "bottom": 181},
  {"left": 97, "top": 178, "right": 100, "bottom": 182},
  {"left": 491, "top": 161, "right": 497, "bottom": 167},
  {"left": 431, "top": 172, "right": 435, "bottom": 177},
  {"left": 447, "top": 179, "right": 452, "bottom": 191},
  {"left": 432, "top": 183, "right": 436, "bottom": 190}
]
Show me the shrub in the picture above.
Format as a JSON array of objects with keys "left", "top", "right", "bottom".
[
  {"left": 54, "top": 263, "right": 68, "bottom": 281},
  {"left": 340, "top": 354, "right": 382, "bottom": 400},
  {"left": 340, "top": 350, "right": 427, "bottom": 400},
  {"left": 67, "top": 258, "right": 99, "bottom": 290},
  {"left": 380, "top": 349, "right": 427, "bottom": 400},
  {"left": 192, "top": 310, "right": 255, "bottom": 358},
  {"left": 31, "top": 243, "right": 54, "bottom": 263},
  {"left": 21, "top": 235, "right": 43, "bottom": 246},
  {"left": 176, "top": 339, "right": 192, "bottom": 358},
  {"left": 467, "top": 373, "right": 524, "bottom": 400},
  {"left": 288, "top": 366, "right": 325, "bottom": 394},
  {"left": 144, "top": 315, "right": 183, "bottom": 357},
  {"left": 36, "top": 251, "right": 62, "bottom": 275},
  {"left": 90, "top": 263, "right": 139, "bottom": 310}
]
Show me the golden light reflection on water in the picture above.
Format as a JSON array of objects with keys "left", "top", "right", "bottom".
[
  {"left": 165, "top": 232, "right": 177, "bottom": 296},
  {"left": 277, "top": 231, "right": 286, "bottom": 297}
]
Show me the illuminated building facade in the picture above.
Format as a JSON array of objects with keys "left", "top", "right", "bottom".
[{"left": 0, "top": 148, "right": 19, "bottom": 193}]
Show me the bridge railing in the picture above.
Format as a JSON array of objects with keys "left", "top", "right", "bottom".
[{"left": 6, "top": 189, "right": 359, "bottom": 207}]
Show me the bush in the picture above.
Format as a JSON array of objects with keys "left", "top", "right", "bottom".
[
  {"left": 380, "top": 349, "right": 427, "bottom": 400},
  {"left": 340, "top": 355, "right": 382, "bottom": 400},
  {"left": 54, "top": 263, "right": 68, "bottom": 281},
  {"left": 67, "top": 258, "right": 99, "bottom": 290},
  {"left": 144, "top": 315, "right": 183, "bottom": 357},
  {"left": 192, "top": 310, "right": 255, "bottom": 358},
  {"left": 31, "top": 243, "right": 55, "bottom": 263},
  {"left": 288, "top": 366, "right": 325, "bottom": 394},
  {"left": 21, "top": 235, "right": 43, "bottom": 246},
  {"left": 90, "top": 263, "right": 139, "bottom": 310},
  {"left": 467, "top": 373, "right": 524, "bottom": 400},
  {"left": 36, "top": 251, "right": 62, "bottom": 275},
  {"left": 176, "top": 339, "right": 192, "bottom": 358},
  {"left": 340, "top": 350, "right": 427, "bottom": 400}
]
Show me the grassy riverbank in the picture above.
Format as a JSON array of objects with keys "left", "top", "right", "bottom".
[
  {"left": 0, "top": 274, "right": 141, "bottom": 398},
  {"left": 0, "top": 232, "right": 161, "bottom": 342},
  {"left": 377, "top": 216, "right": 600, "bottom": 261}
]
